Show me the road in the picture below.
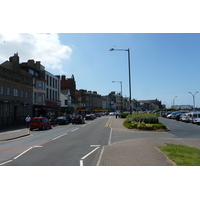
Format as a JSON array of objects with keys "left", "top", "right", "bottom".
[
  {"left": 0, "top": 117, "right": 110, "bottom": 166},
  {"left": 159, "top": 117, "right": 200, "bottom": 139}
]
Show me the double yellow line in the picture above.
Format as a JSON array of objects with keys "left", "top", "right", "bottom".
[{"left": 105, "top": 117, "right": 111, "bottom": 127}]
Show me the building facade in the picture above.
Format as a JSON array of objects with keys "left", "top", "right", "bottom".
[
  {"left": 45, "top": 71, "right": 60, "bottom": 117},
  {"left": 0, "top": 53, "right": 33, "bottom": 127},
  {"left": 20, "top": 60, "right": 46, "bottom": 117}
]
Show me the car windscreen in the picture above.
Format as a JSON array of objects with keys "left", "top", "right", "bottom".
[{"left": 57, "top": 117, "right": 65, "bottom": 119}]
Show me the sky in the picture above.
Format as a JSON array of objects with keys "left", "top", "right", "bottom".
[
  {"left": 1, "top": 33, "right": 200, "bottom": 108},
  {"left": 1, "top": 0, "right": 200, "bottom": 197},
  {"left": 1, "top": 1, "right": 200, "bottom": 108}
]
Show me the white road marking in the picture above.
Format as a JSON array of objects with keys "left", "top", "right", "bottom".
[
  {"left": 82, "top": 124, "right": 87, "bottom": 127},
  {"left": 71, "top": 128, "right": 79, "bottom": 132},
  {"left": 52, "top": 133, "right": 68, "bottom": 140},
  {"left": 90, "top": 145, "right": 100, "bottom": 147},
  {"left": 108, "top": 127, "right": 113, "bottom": 145},
  {"left": 80, "top": 146, "right": 100, "bottom": 166},
  {"left": 0, "top": 160, "right": 13, "bottom": 166},
  {"left": 14, "top": 147, "right": 33, "bottom": 159},
  {"left": 13, "top": 146, "right": 43, "bottom": 160}
]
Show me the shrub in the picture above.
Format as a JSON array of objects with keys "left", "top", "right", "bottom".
[
  {"left": 123, "top": 119, "right": 166, "bottom": 130},
  {"left": 120, "top": 112, "right": 129, "bottom": 118},
  {"left": 127, "top": 113, "right": 159, "bottom": 124}
]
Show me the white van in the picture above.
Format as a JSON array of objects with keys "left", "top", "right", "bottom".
[{"left": 188, "top": 112, "right": 200, "bottom": 123}]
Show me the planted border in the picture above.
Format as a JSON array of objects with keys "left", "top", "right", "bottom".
[{"left": 123, "top": 113, "right": 166, "bottom": 130}]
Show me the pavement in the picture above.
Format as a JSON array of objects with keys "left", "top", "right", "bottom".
[
  {"left": 98, "top": 116, "right": 200, "bottom": 166},
  {"left": 1, "top": 117, "right": 200, "bottom": 166},
  {"left": 0, "top": 124, "right": 30, "bottom": 141}
]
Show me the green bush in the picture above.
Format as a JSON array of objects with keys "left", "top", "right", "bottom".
[
  {"left": 123, "top": 119, "right": 166, "bottom": 130},
  {"left": 120, "top": 112, "right": 129, "bottom": 118},
  {"left": 127, "top": 113, "right": 159, "bottom": 124}
]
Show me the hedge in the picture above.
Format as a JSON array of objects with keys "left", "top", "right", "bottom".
[
  {"left": 123, "top": 120, "right": 166, "bottom": 130},
  {"left": 127, "top": 113, "right": 159, "bottom": 124},
  {"left": 123, "top": 113, "right": 166, "bottom": 130}
]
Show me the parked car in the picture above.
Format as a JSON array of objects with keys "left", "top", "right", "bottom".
[
  {"left": 162, "top": 112, "right": 171, "bottom": 118},
  {"left": 55, "top": 116, "right": 69, "bottom": 125},
  {"left": 188, "top": 112, "right": 200, "bottom": 123},
  {"left": 30, "top": 117, "right": 52, "bottom": 131},
  {"left": 67, "top": 114, "right": 72, "bottom": 123},
  {"left": 166, "top": 113, "right": 173, "bottom": 118},
  {"left": 180, "top": 113, "right": 190, "bottom": 122},
  {"left": 170, "top": 111, "right": 185, "bottom": 119},
  {"left": 72, "top": 115, "right": 85, "bottom": 124},
  {"left": 194, "top": 118, "right": 200, "bottom": 125},
  {"left": 85, "top": 114, "right": 94, "bottom": 120},
  {"left": 174, "top": 113, "right": 183, "bottom": 121},
  {"left": 49, "top": 117, "right": 56, "bottom": 126}
]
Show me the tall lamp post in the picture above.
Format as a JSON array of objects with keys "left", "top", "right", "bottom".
[
  {"left": 189, "top": 92, "right": 199, "bottom": 110},
  {"left": 112, "top": 81, "right": 122, "bottom": 112},
  {"left": 173, "top": 96, "right": 177, "bottom": 106},
  {"left": 109, "top": 48, "right": 132, "bottom": 114}
]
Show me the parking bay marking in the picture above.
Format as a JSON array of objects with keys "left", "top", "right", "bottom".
[{"left": 80, "top": 145, "right": 100, "bottom": 166}]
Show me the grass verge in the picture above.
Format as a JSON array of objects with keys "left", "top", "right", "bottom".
[{"left": 158, "top": 144, "right": 200, "bottom": 166}]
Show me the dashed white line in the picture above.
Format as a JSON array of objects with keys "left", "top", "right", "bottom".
[
  {"left": 52, "top": 133, "right": 68, "bottom": 140},
  {"left": 71, "top": 128, "right": 79, "bottom": 132}
]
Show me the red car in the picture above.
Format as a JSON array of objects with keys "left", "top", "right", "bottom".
[{"left": 30, "top": 117, "right": 52, "bottom": 131}]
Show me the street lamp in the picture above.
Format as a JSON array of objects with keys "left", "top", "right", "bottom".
[
  {"left": 112, "top": 81, "right": 122, "bottom": 112},
  {"left": 109, "top": 48, "right": 132, "bottom": 114},
  {"left": 189, "top": 92, "right": 199, "bottom": 110},
  {"left": 173, "top": 96, "right": 177, "bottom": 106}
]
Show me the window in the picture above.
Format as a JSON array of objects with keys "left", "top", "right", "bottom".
[
  {"left": 37, "top": 93, "right": 44, "bottom": 103},
  {"left": 7, "top": 87, "right": 10, "bottom": 95},
  {"left": 46, "top": 88, "right": 49, "bottom": 99},
  {"left": 21, "top": 90, "right": 24, "bottom": 97},
  {"left": 50, "top": 77, "right": 52, "bottom": 87},
  {"left": 29, "top": 69, "right": 34, "bottom": 75},
  {"left": 25, "top": 91, "right": 28, "bottom": 98},
  {"left": 5, "top": 103, "right": 10, "bottom": 117},
  {"left": 46, "top": 75, "right": 49, "bottom": 85},
  {"left": 0, "top": 86, "right": 4, "bottom": 94},
  {"left": 14, "top": 88, "right": 18, "bottom": 96},
  {"left": 0, "top": 104, "right": 2, "bottom": 117},
  {"left": 38, "top": 80, "right": 44, "bottom": 89}
]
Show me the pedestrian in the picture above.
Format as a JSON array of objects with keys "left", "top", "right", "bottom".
[{"left": 25, "top": 115, "right": 31, "bottom": 128}]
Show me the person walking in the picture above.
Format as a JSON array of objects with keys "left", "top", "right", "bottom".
[{"left": 25, "top": 115, "right": 31, "bottom": 128}]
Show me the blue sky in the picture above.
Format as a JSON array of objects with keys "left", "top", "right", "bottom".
[
  {"left": 1, "top": 33, "right": 200, "bottom": 108},
  {"left": 1, "top": 1, "right": 200, "bottom": 108},
  {"left": 57, "top": 33, "right": 200, "bottom": 107}
]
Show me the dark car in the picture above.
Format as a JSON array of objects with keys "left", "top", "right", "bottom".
[
  {"left": 30, "top": 117, "right": 52, "bottom": 131},
  {"left": 66, "top": 114, "right": 72, "bottom": 123},
  {"left": 85, "top": 114, "right": 94, "bottom": 120},
  {"left": 72, "top": 115, "right": 85, "bottom": 124},
  {"left": 55, "top": 116, "right": 69, "bottom": 125}
]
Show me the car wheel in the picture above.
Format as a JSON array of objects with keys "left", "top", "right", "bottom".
[{"left": 49, "top": 125, "right": 53, "bottom": 129}]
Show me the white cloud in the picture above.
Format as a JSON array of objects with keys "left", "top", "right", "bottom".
[{"left": 0, "top": 33, "right": 72, "bottom": 73}]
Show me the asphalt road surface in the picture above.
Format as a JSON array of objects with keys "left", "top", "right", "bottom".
[
  {"left": 0, "top": 117, "right": 110, "bottom": 166},
  {"left": 159, "top": 117, "right": 200, "bottom": 139}
]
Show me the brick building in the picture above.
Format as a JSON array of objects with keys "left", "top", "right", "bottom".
[{"left": 0, "top": 53, "right": 33, "bottom": 127}]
